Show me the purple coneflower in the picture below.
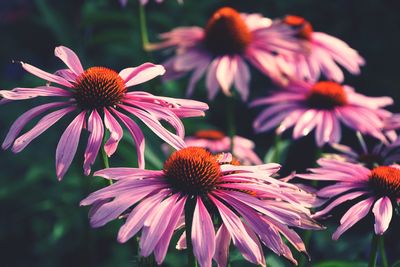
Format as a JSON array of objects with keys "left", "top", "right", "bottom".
[
  {"left": 298, "top": 158, "right": 400, "bottom": 240},
  {"left": 0, "top": 46, "right": 208, "bottom": 179},
  {"left": 151, "top": 7, "right": 301, "bottom": 101},
  {"left": 81, "top": 147, "right": 321, "bottom": 266},
  {"left": 251, "top": 80, "right": 393, "bottom": 147},
  {"left": 281, "top": 15, "right": 365, "bottom": 82},
  {"left": 184, "top": 129, "right": 263, "bottom": 165}
]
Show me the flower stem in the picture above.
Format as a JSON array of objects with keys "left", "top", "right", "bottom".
[
  {"left": 226, "top": 96, "right": 236, "bottom": 154},
  {"left": 184, "top": 197, "right": 197, "bottom": 267},
  {"left": 368, "top": 234, "right": 379, "bottom": 267},
  {"left": 379, "top": 235, "right": 389, "bottom": 267},
  {"left": 101, "top": 138, "right": 112, "bottom": 185},
  {"left": 298, "top": 230, "right": 312, "bottom": 267},
  {"left": 139, "top": 4, "right": 150, "bottom": 51}
]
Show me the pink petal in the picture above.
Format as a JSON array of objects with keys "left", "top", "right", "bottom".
[
  {"left": 56, "top": 111, "right": 86, "bottom": 180},
  {"left": 213, "top": 224, "right": 231, "bottom": 267},
  {"left": 54, "top": 46, "right": 84, "bottom": 75},
  {"left": 0, "top": 86, "right": 72, "bottom": 100},
  {"left": 12, "top": 106, "right": 76, "bottom": 153},
  {"left": 111, "top": 108, "right": 145, "bottom": 169},
  {"left": 216, "top": 55, "right": 237, "bottom": 96},
  {"left": 94, "top": 168, "right": 163, "bottom": 180},
  {"left": 2, "top": 102, "right": 68, "bottom": 149},
  {"left": 103, "top": 108, "right": 123, "bottom": 157},
  {"left": 119, "top": 63, "right": 165, "bottom": 88},
  {"left": 192, "top": 197, "right": 216, "bottom": 267},
  {"left": 206, "top": 59, "right": 220, "bottom": 100},
  {"left": 186, "top": 62, "right": 209, "bottom": 97},
  {"left": 83, "top": 110, "right": 104, "bottom": 176},
  {"left": 21, "top": 62, "right": 73, "bottom": 87},
  {"left": 372, "top": 196, "right": 393, "bottom": 235},
  {"left": 234, "top": 57, "right": 251, "bottom": 101}
]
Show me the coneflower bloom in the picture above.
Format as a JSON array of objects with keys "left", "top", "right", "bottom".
[
  {"left": 280, "top": 15, "right": 365, "bottom": 83},
  {"left": 151, "top": 7, "right": 301, "bottom": 101},
  {"left": 81, "top": 147, "right": 321, "bottom": 266},
  {"left": 0, "top": 46, "right": 208, "bottom": 180},
  {"left": 251, "top": 80, "right": 393, "bottom": 147},
  {"left": 297, "top": 158, "right": 400, "bottom": 240},
  {"left": 326, "top": 132, "right": 400, "bottom": 168},
  {"left": 184, "top": 129, "right": 263, "bottom": 165}
]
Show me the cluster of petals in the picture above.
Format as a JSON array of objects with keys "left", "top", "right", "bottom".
[
  {"left": 279, "top": 15, "right": 365, "bottom": 83},
  {"left": 251, "top": 80, "right": 393, "bottom": 147},
  {"left": 184, "top": 129, "right": 263, "bottom": 165},
  {"left": 297, "top": 158, "right": 400, "bottom": 239},
  {"left": 81, "top": 149, "right": 322, "bottom": 267},
  {"left": 152, "top": 7, "right": 302, "bottom": 101},
  {"left": 0, "top": 46, "right": 208, "bottom": 180}
]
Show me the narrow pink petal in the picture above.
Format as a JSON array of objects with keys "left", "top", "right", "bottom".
[
  {"left": 94, "top": 168, "right": 163, "bottom": 180},
  {"left": 192, "top": 197, "right": 215, "bottom": 267},
  {"left": 332, "top": 197, "right": 374, "bottom": 240},
  {"left": 213, "top": 224, "right": 231, "bottom": 267},
  {"left": 56, "top": 111, "right": 86, "bottom": 180},
  {"left": 372, "top": 197, "right": 393, "bottom": 235},
  {"left": 0, "top": 86, "right": 72, "bottom": 100},
  {"left": 54, "top": 46, "right": 84, "bottom": 75},
  {"left": 140, "top": 194, "right": 179, "bottom": 257},
  {"left": 234, "top": 57, "right": 250, "bottom": 101},
  {"left": 154, "top": 196, "right": 186, "bottom": 265},
  {"left": 21, "top": 62, "right": 73, "bottom": 87},
  {"left": 83, "top": 110, "right": 104, "bottom": 176},
  {"left": 103, "top": 108, "right": 123, "bottom": 157},
  {"left": 186, "top": 62, "right": 209, "bottom": 97},
  {"left": 216, "top": 55, "right": 236, "bottom": 96},
  {"left": 111, "top": 108, "right": 145, "bottom": 169},
  {"left": 2, "top": 102, "right": 68, "bottom": 149},
  {"left": 12, "top": 106, "right": 76, "bottom": 153},
  {"left": 119, "top": 63, "right": 165, "bottom": 88},
  {"left": 206, "top": 59, "right": 220, "bottom": 100}
]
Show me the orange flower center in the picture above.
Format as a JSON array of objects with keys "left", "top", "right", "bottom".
[
  {"left": 73, "top": 67, "right": 126, "bottom": 109},
  {"left": 194, "top": 129, "right": 226, "bottom": 140},
  {"left": 204, "top": 7, "right": 252, "bottom": 56},
  {"left": 283, "top": 15, "right": 313, "bottom": 40},
  {"left": 369, "top": 166, "right": 400, "bottom": 198},
  {"left": 307, "top": 81, "right": 348, "bottom": 109},
  {"left": 163, "top": 147, "right": 221, "bottom": 194}
]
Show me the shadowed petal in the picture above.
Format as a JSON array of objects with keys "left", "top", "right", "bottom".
[
  {"left": 372, "top": 197, "right": 393, "bottom": 235},
  {"left": 83, "top": 109, "right": 104, "bottom": 175},
  {"left": 103, "top": 108, "right": 123, "bottom": 157}
]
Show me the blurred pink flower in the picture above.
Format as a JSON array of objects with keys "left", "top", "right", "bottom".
[
  {"left": 119, "top": 0, "right": 182, "bottom": 6},
  {"left": 184, "top": 129, "right": 263, "bottom": 165},
  {"left": 280, "top": 15, "right": 365, "bottom": 83},
  {"left": 251, "top": 80, "right": 393, "bottom": 147},
  {"left": 151, "top": 7, "right": 301, "bottom": 101},
  {"left": 81, "top": 147, "right": 321, "bottom": 266},
  {"left": 298, "top": 158, "right": 400, "bottom": 239},
  {"left": 0, "top": 46, "right": 208, "bottom": 180}
]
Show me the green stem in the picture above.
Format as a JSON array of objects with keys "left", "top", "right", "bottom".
[
  {"left": 273, "top": 134, "right": 281, "bottom": 163},
  {"left": 369, "top": 234, "right": 379, "bottom": 267},
  {"left": 379, "top": 235, "right": 389, "bottom": 267},
  {"left": 139, "top": 4, "right": 150, "bottom": 50},
  {"left": 298, "top": 230, "right": 312, "bottom": 267},
  {"left": 226, "top": 97, "right": 236, "bottom": 154},
  {"left": 101, "top": 138, "right": 112, "bottom": 185},
  {"left": 185, "top": 197, "right": 197, "bottom": 267}
]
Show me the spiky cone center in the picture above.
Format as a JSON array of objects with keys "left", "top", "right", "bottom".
[
  {"left": 283, "top": 15, "right": 313, "bottom": 40},
  {"left": 204, "top": 7, "right": 252, "bottom": 56},
  {"left": 369, "top": 166, "right": 400, "bottom": 198},
  {"left": 73, "top": 67, "right": 126, "bottom": 110},
  {"left": 306, "top": 81, "right": 348, "bottom": 109},
  {"left": 163, "top": 147, "right": 222, "bottom": 195},
  {"left": 194, "top": 129, "right": 226, "bottom": 140}
]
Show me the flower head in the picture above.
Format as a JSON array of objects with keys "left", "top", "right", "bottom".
[
  {"left": 183, "top": 129, "right": 263, "bottom": 165},
  {"left": 251, "top": 80, "right": 393, "bottom": 147},
  {"left": 81, "top": 147, "right": 321, "bottom": 266},
  {"left": 280, "top": 15, "right": 365, "bottom": 82},
  {"left": 151, "top": 7, "right": 301, "bottom": 101},
  {"left": 298, "top": 158, "right": 400, "bottom": 239},
  {"left": 0, "top": 46, "right": 208, "bottom": 180}
]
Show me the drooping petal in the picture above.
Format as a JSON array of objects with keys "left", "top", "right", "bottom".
[
  {"left": 0, "top": 86, "right": 72, "bottom": 100},
  {"left": 192, "top": 197, "right": 216, "bottom": 267},
  {"left": 103, "top": 108, "right": 123, "bottom": 157},
  {"left": 213, "top": 224, "right": 231, "bottom": 267},
  {"left": 83, "top": 109, "right": 104, "bottom": 176},
  {"left": 119, "top": 63, "right": 165, "bottom": 88},
  {"left": 54, "top": 46, "right": 84, "bottom": 75},
  {"left": 216, "top": 55, "right": 237, "bottom": 96},
  {"left": 234, "top": 57, "right": 250, "bottom": 101},
  {"left": 56, "top": 111, "right": 86, "bottom": 180},
  {"left": 372, "top": 197, "right": 393, "bottom": 235}
]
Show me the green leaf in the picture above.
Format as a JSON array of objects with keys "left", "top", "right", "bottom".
[{"left": 264, "top": 136, "right": 291, "bottom": 164}]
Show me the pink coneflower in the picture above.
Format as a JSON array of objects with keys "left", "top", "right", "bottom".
[
  {"left": 0, "top": 46, "right": 208, "bottom": 180},
  {"left": 281, "top": 15, "right": 365, "bottom": 82},
  {"left": 81, "top": 147, "right": 321, "bottom": 266},
  {"left": 326, "top": 132, "right": 400, "bottom": 168},
  {"left": 184, "top": 129, "right": 263, "bottom": 165},
  {"left": 152, "top": 7, "right": 301, "bottom": 101},
  {"left": 251, "top": 80, "right": 393, "bottom": 147},
  {"left": 297, "top": 158, "right": 400, "bottom": 240}
]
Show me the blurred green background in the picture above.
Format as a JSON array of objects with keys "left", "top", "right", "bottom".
[{"left": 1, "top": 0, "right": 400, "bottom": 266}]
